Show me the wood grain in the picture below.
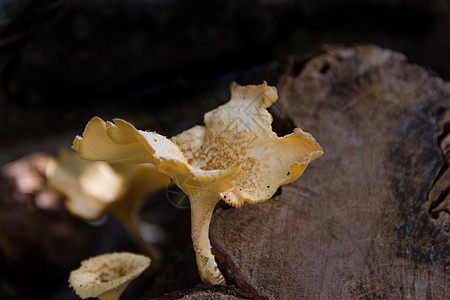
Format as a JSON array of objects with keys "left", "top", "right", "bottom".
[{"left": 210, "top": 46, "right": 449, "bottom": 299}]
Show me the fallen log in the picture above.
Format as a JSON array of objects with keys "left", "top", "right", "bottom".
[{"left": 210, "top": 45, "right": 449, "bottom": 299}]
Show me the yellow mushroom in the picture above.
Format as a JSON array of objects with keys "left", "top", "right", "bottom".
[
  {"left": 69, "top": 252, "right": 150, "bottom": 300},
  {"left": 46, "top": 149, "right": 170, "bottom": 263},
  {"left": 72, "top": 82, "right": 323, "bottom": 285}
]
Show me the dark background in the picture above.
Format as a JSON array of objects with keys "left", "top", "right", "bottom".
[
  {"left": 0, "top": 0, "right": 448, "bottom": 299},
  {"left": 1, "top": 0, "right": 449, "bottom": 164}
]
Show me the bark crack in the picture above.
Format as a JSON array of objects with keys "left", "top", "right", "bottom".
[{"left": 427, "top": 106, "right": 450, "bottom": 220}]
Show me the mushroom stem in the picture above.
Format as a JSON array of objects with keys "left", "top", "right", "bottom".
[{"left": 189, "top": 193, "right": 225, "bottom": 285}]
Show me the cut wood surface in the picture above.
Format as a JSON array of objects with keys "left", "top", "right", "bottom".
[{"left": 210, "top": 46, "right": 449, "bottom": 299}]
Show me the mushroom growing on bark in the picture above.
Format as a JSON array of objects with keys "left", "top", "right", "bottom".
[
  {"left": 46, "top": 149, "right": 170, "bottom": 263},
  {"left": 69, "top": 252, "right": 150, "bottom": 300},
  {"left": 73, "top": 82, "right": 323, "bottom": 285}
]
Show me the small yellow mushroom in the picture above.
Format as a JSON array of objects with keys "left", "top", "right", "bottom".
[
  {"left": 73, "top": 82, "right": 323, "bottom": 285},
  {"left": 46, "top": 149, "right": 170, "bottom": 263},
  {"left": 69, "top": 252, "right": 150, "bottom": 300}
]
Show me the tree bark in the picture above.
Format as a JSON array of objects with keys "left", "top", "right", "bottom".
[{"left": 210, "top": 45, "right": 449, "bottom": 299}]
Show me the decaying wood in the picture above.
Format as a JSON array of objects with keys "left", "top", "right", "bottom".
[{"left": 210, "top": 46, "right": 449, "bottom": 299}]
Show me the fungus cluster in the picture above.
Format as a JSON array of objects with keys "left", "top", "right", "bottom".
[
  {"left": 72, "top": 82, "right": 323, "bottom": 285},
  {"left": 46, "top": 149, "right": 170, "bottom": 262}
]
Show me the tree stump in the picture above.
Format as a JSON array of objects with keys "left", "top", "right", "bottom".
[{"left": 210, "top": 45, "right": 449, "bottom": 299}]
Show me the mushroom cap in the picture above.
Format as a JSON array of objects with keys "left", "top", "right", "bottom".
[
  {"left": 46, "top": 149, "right": 127, "bottom": 220},
  {"left": 69, "top": 252, "right": 150, "bottom": 299},
  {"left": 173, "top": 81, "right": 323, "bottom": 206},
  {"left": 73, "top": 82, "right": 323, "bottom": 206},
  {"left": 73, "top": 117, "right": 242, "bottom": 199},
  {"left": 46, "top": 149, "right": 167, "bottom": 220}
]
